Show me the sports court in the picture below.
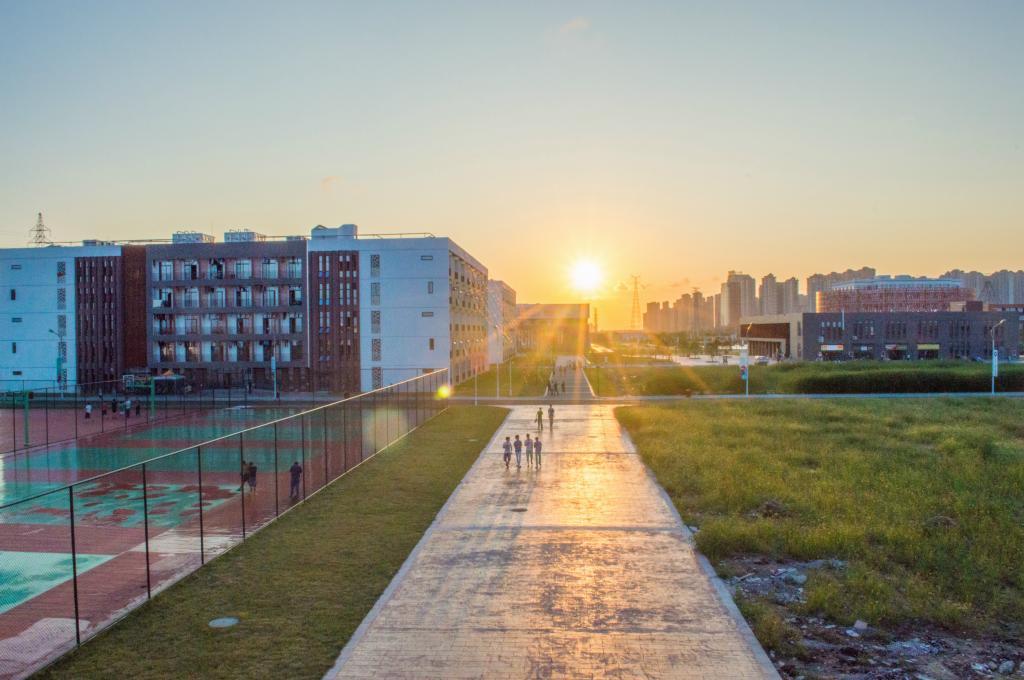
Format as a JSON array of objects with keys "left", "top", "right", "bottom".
[{"left": 0, "top": 376, "right": 445, "bottom": 680}]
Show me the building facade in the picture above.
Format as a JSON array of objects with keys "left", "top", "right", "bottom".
[
  {"left": 817, "top": 276, "right": 973, "bottom": 313},
  {"left": 1, "top": 224, "right": 495, "bottom": 394},
  {"left": 487, "top": 280, "right": 516, "bottom": 365},
  {"left": 739, "top": 311, "right": 1020, "bottom": 362}
]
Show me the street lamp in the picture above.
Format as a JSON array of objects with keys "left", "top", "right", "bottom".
[{"left": 990, "top": 319, "right": 1006, "bottom": 395}]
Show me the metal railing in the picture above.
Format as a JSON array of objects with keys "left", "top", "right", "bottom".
[
  {"left": 1, "top": 379, "right": 249, "bottom": 456},
  {"left": 0, "top": 369, "right": 449, "bottom": 680}
]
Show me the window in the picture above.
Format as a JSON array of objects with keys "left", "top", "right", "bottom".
[
  {"left": 10, "top": 264, "right": 21, "bottom": 270},
  {"left": 427, "top": 281, "right": 434, "bottom": 294},
  {"left": 420, "top": 255, "right": 433, "bottom": 261},
  {"left": 370, "top": 254, "right": 380, "bottom": 277},
  {"left": 8, "top": 289, "right": 13, "bottom": 301},
  {"left": 12, "top": 317, "right": 22, "bottom": 323},
  {"left": 370, "top": 282, "right": 381, "bottom": 305},
  {"left": 421, "top": 311, "right": 434, "bottom": 317},
  {"left": 371, "top": 338, "right": 382, "bottom": 361},
  {"left": 57, "top": 261, "right": 66, "bottom": 281},
  {"left": 428, "top": 338, "right": 435, "bottom": 351},
  {"left": 371, "top": 310, "right": 381, "bottom": 334},
  {"left": 57, "top": 288, "right": 66, "bottom": 310},
  {"left": 11, "top": 342, "right": 16, "bottom": 354},
  {"left": 372, "top": 367, "right": 383, "bottom": 389}
]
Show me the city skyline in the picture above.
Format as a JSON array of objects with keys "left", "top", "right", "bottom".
[{"left": 3, "top": 2, "right": 1023, "bottom": 328}]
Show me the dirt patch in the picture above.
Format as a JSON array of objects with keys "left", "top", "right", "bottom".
[{"left": 721, "top": 556, "right": 1024, "bottom": 680}]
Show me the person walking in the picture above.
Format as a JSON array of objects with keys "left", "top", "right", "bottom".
[
  {"left": 525, "top": 433, "right": 534, "bottom": 467},
  {"left": 84, "top": 403, "right": 92, "bottom": 420},
  {"left": 289, "top": 461, "right": 302, "bottom": 500},
  {"left": 536, "top": 408, "right": 544, "bottom": 431},
  {"left": 135, "top": 400, "right": 141, "bottom": 417},
  {"left": 247, "top": 461, "right": 258, "bottom": 493},
  {"left": 534, "top": 437, "right": 542, "bottom": 468},
  {"left": 561, "top": 380, "right": 566, "bottom": 395},
  {"left": 502, "top": 436, "right": 512, "bottom": 469},
  {"left": 513, "top": 435, "right": 522, "bottom": 469},
  {"left": 125, "top": 398, "right": 132, "bottom": 418},
  {"left": 239, "top": 460, "right": 249, "bottom": 491},
  {"left": 548, "top": 404, "right": 555, "bottom": 429}
]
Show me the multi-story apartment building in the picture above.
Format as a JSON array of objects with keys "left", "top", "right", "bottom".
[
  {"left": 487, "top": 280, "right": 516, "bottom": 365},
  {"left": 147, "top": 231, "right": 309, "bottom": 391},
  {"left": 308, "top": 224, "right": 488, "bottom": 391},
  {"left": 1, "top": 223, "right": 495, "bottom": 394}
]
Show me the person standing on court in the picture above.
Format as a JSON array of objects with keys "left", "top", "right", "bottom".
[
  {"left": 289, "top": 461, "right": 302, "bottom": 500},
  {"left": 548, "top": 404, "right": 555, "bottom": 429},
  {"left": 525, "top": 433, "right": 534, "bottom": 467},
  {"left": 513, "top": 435, "right": 522, "bottom": 469},
  {"left": 84, "top": 403, "right": 92, "bottom": 420},
  {"left": 502, "top": 436, "right": 512, "bottom": 469},
  {"left": 534, "top": 436, "right": 542, "bottom": 468},
  {"left": 247, "top": 461, "right": 258, "bottom": 493},
  {"left": 536, "top": 408, "right": 543, "bottom": 431}
]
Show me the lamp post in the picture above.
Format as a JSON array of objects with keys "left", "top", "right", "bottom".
[{"left": 990, "top": 319, "right": 1006, "bottom": 395}]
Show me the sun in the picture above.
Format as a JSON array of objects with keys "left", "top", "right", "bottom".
[{"left": 569, "top": 259, "right": 603, "bottom": 295}]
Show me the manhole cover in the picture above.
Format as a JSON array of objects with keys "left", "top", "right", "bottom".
[
  {"left": 208, "top": 617, "right": 239, "bottom": 629},
  {"left": 510, "top": 507, "right": 527, "bottom": 513}
]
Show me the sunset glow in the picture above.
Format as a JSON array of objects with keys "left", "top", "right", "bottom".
[{"left": 570, "top": 259, "right": 603, "bottom": 296}]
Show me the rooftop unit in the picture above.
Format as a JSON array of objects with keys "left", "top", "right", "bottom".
[
  {"left": 224, "top": 229, "right": 267, "bottom": 243},
  {"left": 172, "top": 231, "right": 215, "bottom": 244}
]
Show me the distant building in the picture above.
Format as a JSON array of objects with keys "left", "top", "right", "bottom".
[
  {"left": 805, "top": 267, "right": 876, "bottom": 312},
  {"left": 759, "top": 274, "right": 780, "bottom": 316},
  {"left": 817, "top": 276, "right": 973, "bottom": 313},
  {"left": 780, "top": 277, "right": 800, "bottom": 314},
  {"left": 515, "top": 303, "right": 589, "bottom": 355},
  {"left": 486, "top": 280, "right": 516, "bottom": 365},
  {"left": 739, "top": 310, "right": 1019, "bottom": 362}
]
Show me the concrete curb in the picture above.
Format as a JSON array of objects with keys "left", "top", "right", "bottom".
[
  {"left": 323, "top": 407, "right": 512, "bottom": 679},
  {"left": 619, "top": 416, "right": 782, "bottom": 680}
]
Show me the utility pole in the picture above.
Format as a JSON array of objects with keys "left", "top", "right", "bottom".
[{"left": 29, "top": 212, "right": 52, "bottom": 246}]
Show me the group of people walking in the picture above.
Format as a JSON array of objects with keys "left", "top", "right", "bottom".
[
  {"left": 547, "top": 361, "right": 584, "bottom": 397},
  {"left": 502, "top": 405, "right": 555, "bottom": 470},
  {"left": 503, "top": 433, "right": 543, "bottom": 469}
]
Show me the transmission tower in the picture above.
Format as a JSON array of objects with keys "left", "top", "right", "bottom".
[
  {"left": 29, "top": 212, "right": 52, "bottom": 246},
  {"left": 630, "top": 275, "right": 642, "bottom": 330}
]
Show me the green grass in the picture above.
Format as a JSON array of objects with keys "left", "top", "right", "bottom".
[
  {"left": 588, "top": 360, "right": 1024, "bottom": 396},
  {"left": 616, "top": 398, "right": 1024, "bottom": 632},
  {"left": 455, "top": 357, "right": 553, "bottom": 397},
  {"left": 40, "top": 405, "right": 508, "bottom": 680}
]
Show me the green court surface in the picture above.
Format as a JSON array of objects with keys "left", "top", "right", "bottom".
[{"left": 0, "top": 551, "right": 113, "bottom": 614}]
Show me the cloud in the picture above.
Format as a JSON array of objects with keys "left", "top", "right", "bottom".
[
  {"left": 320, "top": 176, "right": 341, "bottom": 194},
  {"left": 559, "top": 17, "right": 590, "bottom": 35}
]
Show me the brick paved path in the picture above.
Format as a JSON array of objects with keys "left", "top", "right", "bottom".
[{"left": 326, "top": 405, "right": 778, "bottom": 679}]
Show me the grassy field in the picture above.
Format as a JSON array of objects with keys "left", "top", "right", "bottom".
[
  {"left": 40, "top": 405, "right": 508, "bottom": 680},
  {"left": 588, "top": 360, "right": 1024, "bottom": 396},
  {"left": 455, "top": 357, "right": 553, "bottom": 397},
  {"left": 616, "top": 399, "right": 1024, "bottom": 638}
]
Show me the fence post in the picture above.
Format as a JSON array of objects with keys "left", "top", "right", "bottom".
[
  {"left": 239, "top": 433, "right": 246, "bottom": 540},
  {"left": 197, "top": 446, "right": 205, "bottom": 564},
  {"left": 300, "top": 414, "right": 307, "bottom": 500},
  {"left": 322, "top": 408, "right": 328, "bottom": 483},
  {"left": 68, "top": 486, "right": 81, "bottom": 645},
  {"left": 142, "top": 463, "right": 152, "bottom": 599},
  {"left": 45, "top": 389, "right": 50, "bottom": 447},
  {"left": 74, "top": 386, "right": 78, "bottom": 440},
  {"left": 273, "top": 422, "right": 279, "bottom": 517}
]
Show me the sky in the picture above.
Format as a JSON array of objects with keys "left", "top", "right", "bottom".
[{"left": 1, "top": 1, "right": 1022, "bottom": 328}]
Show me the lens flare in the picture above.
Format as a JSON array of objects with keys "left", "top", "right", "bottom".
[{"left": 436, "top": 384, "right": 452, "bottom": 399}]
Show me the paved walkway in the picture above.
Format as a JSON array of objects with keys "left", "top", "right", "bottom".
[
  {"left": 544, "top": 355, "right": 594, "bottom": 400},
  {"left": 326, "top": 405, "right": 777, "bottom": 679}
]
